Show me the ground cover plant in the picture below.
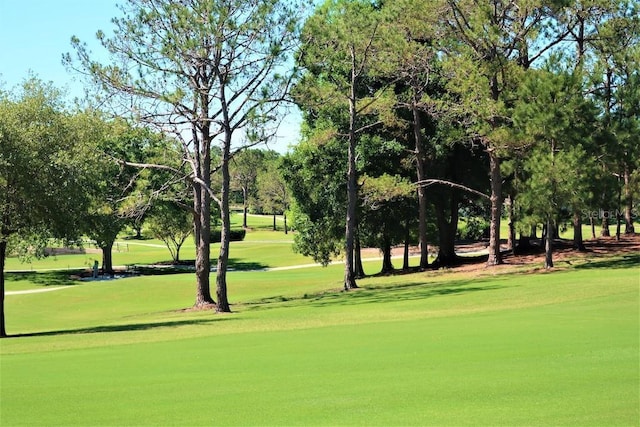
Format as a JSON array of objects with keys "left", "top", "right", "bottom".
[{"left": 1, "top": 232, "right": 638, "bottom": 426}]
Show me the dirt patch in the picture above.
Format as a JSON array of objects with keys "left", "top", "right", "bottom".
[
  {"left": 462, "top": 234, "right": 639, "bottom": 275},
  {"left": 367, "top": 234, "right": 640, "bottom": 277},
  {"left": 178, "top": 303, "right": 220, "bottom": 312}
]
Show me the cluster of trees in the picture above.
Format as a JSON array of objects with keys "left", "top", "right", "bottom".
[
  {"left": 3, "top": 0, "right": 303, "bottom": 336},
  {"left": 2, "top": 0, "right": 638, "bottom": 336},
  {"left": 0, "top": 80, "right": 292, "bottom": 337},
  {"left": 285, "top": 0, "right": 639, "bottom": 290}
]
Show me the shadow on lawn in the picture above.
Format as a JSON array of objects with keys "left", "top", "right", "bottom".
[
  {"left": 8, "top": 318, "right": 224, "bottom": 339},
  {"left": 4, "top": 271, "right": 82, "bottom": 287},
  {"left": 135, "top": 258, "right": 267, "bottom": 274},
  {"left": 572, "top": 253, "right": 640, "bottom": 270},
  {"left": 244, "top": 277, "right": 507, "bottom": 311}
]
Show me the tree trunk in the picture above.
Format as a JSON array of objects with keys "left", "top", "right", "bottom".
[
  {"left": 616, "top": 178, "right": 622, "bottom": 241},
  {"left": 101, "top": 240, "right": 115, "bottom": 275},
  {"left": 573, "top": 211, "right": 586, "bottom": 251},
  {"left": 601, "top": 213, "right": 610, "bottom": 237},
  {"left": 273, "top": 213, "right": 276, "bottom": 231},
  {"left": 624, "top": 164, "right": 635, "bottom": 234},
  {"left": 193, "top": 95, "right": 215, "bottom": 308},
  {"left": 344, "top": 71, "right": 358, "bottom": 291},
  {"left": 403, "top": 218, "right": 410, "bottom": 270},
  {"left": 354, "top": 229, "right": 365, "bottom": 279},
  {"left": 544, "top": 217, "right": 554, "bottom": 269},
  {"left": 413, "top": 104, "right": 429, "bottom": 269},
  {"left": 242, "top": 186, "right": 249, "bottom": 229},
  {"left": 433, "top": 194, "right": 459, "bottom": 267},
  {"left": 1, "top": 239, "right": 7, "bottom": 338},
  {"left": 590, "top": 216, "right": 596, "bottom": 239},
  {"left": 487, "top": 151, "right": 503, "bottom": 266},
  {"left": 284, "top": 212, "right": 288, "bottom": 235},
  {"left": 506, "top": 193, "right": 516, "bottom": 253},
  {"left": 216, "top": 138, "right": 232, "bottom": 313},
  {"left": 380, "top": 236, "right": 394, "bottom": 274},
  {"left": 194, "top": 183, "right": 214, "bottom": 306}
]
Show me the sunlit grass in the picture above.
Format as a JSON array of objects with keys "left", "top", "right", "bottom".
[{"left": 1, "top": 254, "right": 638, "bottom": 426}]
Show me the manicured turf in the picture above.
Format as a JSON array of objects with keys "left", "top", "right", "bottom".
[{"left": 1, "top": 252, "right": 638, "bottom": 426}]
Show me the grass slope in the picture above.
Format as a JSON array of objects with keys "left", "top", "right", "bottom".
[{"left": 1, "top": 256, "right": 638, "bottom": 426}]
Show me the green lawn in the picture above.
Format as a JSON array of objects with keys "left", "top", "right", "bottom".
[
  {"left": 3, "top": 213, "right": 303, "bottom": 272},
  {"left": 1, "top": 250, "right": 638, "bottom": 426}
]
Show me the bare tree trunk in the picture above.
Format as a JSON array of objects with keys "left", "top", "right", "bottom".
[
  {"left": 1, "top": 239, "right": 7, "bottom": 338},
  {"left": 354, "top": 227, "right": 365, "bottom": 279},
  {"left": 242, "top": 186, "right": 248, "bottom": 229},
  {"left": 413, "top": 104, "right": 429, "bottom": 269},
  {"left": 590, "top": 216, "right": 596, "bottom": 239},
  {"left": 624, "top": 164, "right": 635, "bottom": 234},
  {"left": 506, "top": 193, "right": 516, "bottom": 252},
  {"left": 101, "top": 241, "right": 115, "bottom": 275},
  {"left": 601, "top": 214, "right": 611, "bottom": 237},
  {"left": 380, "top": 236, "right": 394, "bottom": 274},
  {"left": 573, "top": 211, "right": 586, "bottom": 251},
  {"left": 434, "top": 193, "right": 459, "bottom": 267},
  {"left": 216, "top": 137, "right": 232, "bottom": 313},
  {"left": 403, "top": 218, "right": 410, "bottom": 270},
  {"left": 284, "top": 212, "right": 288, "bottom": 235},
  {"left": 273, "top": 213, "right": 276, "bottom": 231},
  {"left": 344, "top": 68, "right": 359, "bottom": 291},
  {"left": 616, "top": 178, "right": 622, "bottom": 241},
  {"left": 194, "top": 184, "right": 214, "bottom": 306},
  {"left": 544, "top": 217, "right": 554, "bottom": 269},
  {"left": 487, "top": 151, "right": 503, "bottom": 266}
]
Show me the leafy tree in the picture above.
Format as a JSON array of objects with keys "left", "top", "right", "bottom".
[
  {"left": 443, "top": 0, "right": 572, "bottom": 266},
  {"left": 514, "top": 63, "right": 597, "bottom": 268},
  {"left": 359, "top": 173, "right": 414, "bottom": 273},
  {"left": 231, "top": 149, "right": 273, "bottom": 228},
  {"left": 77, "top": 115, "right": 161, "bottom": 274},
  {"left": 68, "top": 0, "right": 304, "bottom": 311},
  {"left": 282, "top": 136, "right": 345, "bottom": 266},
  {"left": 257, "top": 157, "right": 290, "bottom": 233},
  {"left": 297, "top": 0, "right": 398, "bottom": 289},
  {"left": 587, "top": 5, "right": 640, "bottom": 235},
  {"left": 147, "top": 201, "right": 192, "bottom": 263},
  {"left": 383, "top": 0, "right": 446, "bottom": 269},
  {"left": 0, "top": 79, "right": 92, "bottom": 337}
]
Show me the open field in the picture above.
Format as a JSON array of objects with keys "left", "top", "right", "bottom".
[{"left": 1, "top": 227, "right": 638, "bottom": 426}]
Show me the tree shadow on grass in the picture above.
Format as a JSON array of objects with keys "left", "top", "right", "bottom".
[
  {"left": 5, "top": 270, "right": 83, "bottom": 287},
  {"left": 8, "top": 318, "right": 226, "bottom": 339},
  {"left": 227, "top": 258, "right": 268, "bottom": 271},
  {"left": 243, "top": 277, "right": 508, "bottom": 312},
  {"left": 133, "top": 258, "right": 267, "bottom": 274},
  {"left": 573, "top": 253, "right": 640, "bottom": 270}
]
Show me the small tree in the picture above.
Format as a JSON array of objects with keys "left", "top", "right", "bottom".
[
  {"left": 257, "top": 158, "right": 290, "bottom": 233},
  {"left": 231, "top": 149, "right": 270, "bottom": 229},
  {"left": 147, "top": 201, "right": 192, "bottom": 263}
]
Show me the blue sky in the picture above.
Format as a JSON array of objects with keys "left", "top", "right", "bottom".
[
  {"left": 0, "top": 0, "right": 301, "bottom": 151},
  {"left": 0, "top": 0, "right": 117, "bottom": 97}
]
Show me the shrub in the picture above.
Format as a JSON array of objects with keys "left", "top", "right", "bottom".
[{"left": 212, "top": 228, "right": 246, "bottom": 243}]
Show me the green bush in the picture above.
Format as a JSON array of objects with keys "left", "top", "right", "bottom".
[
  {"left": 212, "top": 228, "right": 246, "bottom": 242},
  {"left": 459, "top": 216, "right": 489, "bottom": 241}
]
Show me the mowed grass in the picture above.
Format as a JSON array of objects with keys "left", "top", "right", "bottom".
[
  {"left": 1, "top": 251, "right": 638, "bottom": 426},
  {"left": 3, "top": 213, "right": 305, "bottom": 272}
]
